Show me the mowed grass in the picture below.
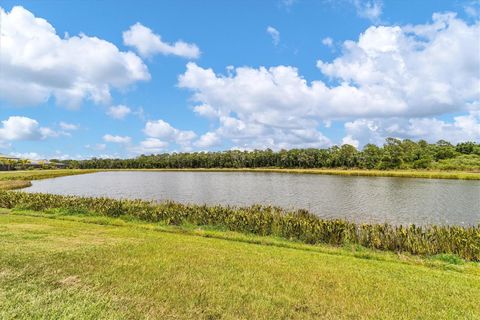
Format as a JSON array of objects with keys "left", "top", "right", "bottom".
[{"left": 1, "top": 210, "right": 479, "bottom": 319}]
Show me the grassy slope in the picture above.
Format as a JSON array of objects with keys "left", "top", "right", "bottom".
[
  {"left": 0, "top": 169, "right": 98, "bottom": 190},
  {"left": 0, "top": 169, "right": 98, "bottom": 181},
  {"left": 1, "top": 210, "right": 479, "bottom": 319}
]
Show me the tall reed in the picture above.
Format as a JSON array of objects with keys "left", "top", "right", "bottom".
[{"left": 0, "top": 191, "right": 478, "bottom": 261}]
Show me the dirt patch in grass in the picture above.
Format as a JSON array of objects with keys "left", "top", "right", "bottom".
[{"left": 58, "top": 275, "right": 81, "bottom": 287}]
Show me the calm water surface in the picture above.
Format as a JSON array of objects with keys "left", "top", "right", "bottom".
[{"left": 24, "top": 171, "right": 480, "bottom": 226}]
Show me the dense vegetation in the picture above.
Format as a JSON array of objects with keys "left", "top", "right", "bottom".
[
  {"left": 1, "top": 191, "right": 478, "bottom": 261},
  {"left": 62, "top": 139, "right": 480, "bottom": 170}
]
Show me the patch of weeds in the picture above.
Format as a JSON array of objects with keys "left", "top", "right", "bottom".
[{"left": 430, "top": 254, "right": 465, "bottom": 265}]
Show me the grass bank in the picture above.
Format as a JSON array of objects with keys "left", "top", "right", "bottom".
[
  {"left": 0, "top": 180, "right": 31, "bottom": 190},
  {"left": 0, "top": 209, "right": 479, "bottom": 319},
  {"left": 0, "top": 169, "right": 98, "bottom": 181},
  {"left": 1, "top": 191, "right": 478, "bottom": 261},
  {"left": 0, "top": 169, "right": 98, "bottom": 190},
  {"left": 107, "top": 168, "right": 480, "bottom": 180}
]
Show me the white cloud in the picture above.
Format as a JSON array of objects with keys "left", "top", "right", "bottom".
[
  {"left": 103, "top": 134, "right": 131, "bottom": 144},
  {"left": 317, "top": 13, "right": 479, "bottom": 117},
  {"left": 322, "top": 37, "right": 333, "bottom": 47},
  {"left": 193, "top": 104, "right": 220, "bottom": 119},
  {"left": 353, "top": 0, "right": 383, "bottom": 23},
  {"left": 85, "top": 143, "right": 106, "bottom": 151},
  {"left": 106, "top": 105, "right": 132, "bottom": 119},
  {"left": 59, "top": 122, "right": 79, "bottom": 131},
  {"left": 344, "top": 111, "right": 480, "bottom": 147},
  {"left": 179, "top": 13, "right": 479, "bottom": 148},
  {"left": 266, "top": 26, "right": 281, "bottom": 46},
  {"left": 0, "top": 6, "right": 150, "bottom": 108},
  {"left": 464, "top": 1, "right": 480, "bottom": 17},
  {"left": 9, "top": 152, "right": 45, "bottom": 160},
  {"left": 123, "top": 23, "right": 200, "bottom": 59},
  {"left": 127, "top": 137, "right": 173, "bottom": 155},
  {"left": 143, "top": 119, "right": 196, "bottom": 149},
  {"left": 141, "top": 138, "right": 168, "bottom": 149},
  {"left": 341, "top": 135, "right": 360, "bottom": 148},
  {"left": 195, "top": 132, "right": 222, "bottom": 148},
  {"left": 0, "top": 116, "right": 58, "bottom": 141},
  {"left": 131, "top": 138, "right": 169, "bottom": 154}
]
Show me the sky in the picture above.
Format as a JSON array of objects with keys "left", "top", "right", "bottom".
[{"left": 0, "top": 0, "right": 479, "bottom": 160}]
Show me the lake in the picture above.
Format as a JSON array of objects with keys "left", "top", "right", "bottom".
[{"left": 23, "top": 171, "right": 480, "bottom": 226}]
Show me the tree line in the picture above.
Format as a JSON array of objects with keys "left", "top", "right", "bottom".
[{"left": 60, "top": 139, "right": 480, "bottom": 170}]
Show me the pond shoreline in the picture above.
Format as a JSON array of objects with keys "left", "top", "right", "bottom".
[
  {"left": 99, "top": 168, "right": 480, "bottom": 180},
  {"left": 0, "top": 168, "right": 479, "bottom": 191}
]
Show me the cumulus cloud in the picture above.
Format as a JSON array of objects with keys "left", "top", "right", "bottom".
[
  {"left": 143, "top": 119, "right": 197, "bottom": 149},
  {"left": 317, "top": 13, "right": 479, "bottom": 117},
  {"left": 129, "top": 121, "right": 196, "bottom": 154},
  {"left": 341, "top": 135, "right": 360, "bottom": 148},
  {"left": 344, "top": 111, "right": 480, "bottom": 147},
  {"left": 131, "top": 138, "right": 169, "bottom": 154},
  {"left": 123, "top": 23, "right": 200, "bottom": 59},
  {"left": 59, "top": 122, "right": 79, "bottom": 131},
  {"left": 106, "top": 105, "right": 132, "bottom": 119},
  {"left": 179, "top": 13, "right": 479, "bottom": 148},
  {"left": 193, "top": 104, "right": 220, "bottom": 119},
  {"left": 0, "top": 116, "right": 58, "bottom": 141},
  {"left": 0, "top": 6, "right": 150, "bottom": 108},
  {"left": 266, "top": 26, "right": 280, "bottom": 46},
  {"left": 103, "top": 134, "right": 131, "bottom": 144},
  {"left": 195, "top": 132, "right": 222, "bottom": 148}
]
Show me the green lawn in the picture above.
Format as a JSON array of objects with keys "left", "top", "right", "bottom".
[{"left": 1, "top": 210, "right": 479, "bottom": 319}]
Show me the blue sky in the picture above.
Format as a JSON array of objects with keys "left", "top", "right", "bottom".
[{"left": 0, "top": 0, "right": 479, "bottom": 159}]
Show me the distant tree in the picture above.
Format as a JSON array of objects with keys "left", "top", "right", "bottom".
[
  {"left": 379, "top": 138, "right": 404, "bottom": 169},
  {"left": 60, "top": 138, "right": 478, "bottom": 171},
  {"left": 432, "top": 140, "right": 457, "bottom": 160},
  {"left": 337, "top": 144, "right": 358, "bottom": 168},
  {"left": 359, "top": 144, "right": 382, "bottom": 169},
  {"left": 456, "top": 142, "right": 477, "bottom": 154}
]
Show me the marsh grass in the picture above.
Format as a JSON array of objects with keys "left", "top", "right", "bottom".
[
  {"left": 1, "top": 191, "right": 478, "bottom": 261},
  {"left": 105, "top": 168, "right": 480, "bottom": 180},
  {"left": 0, "top": 169, "right": 97, "bottom": 182},
  {"left": 0, "top": 180, "right": 32, "bottom": 190},
  {"left": 0, "top": 169, "right": 98, "bottom": 191}
]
